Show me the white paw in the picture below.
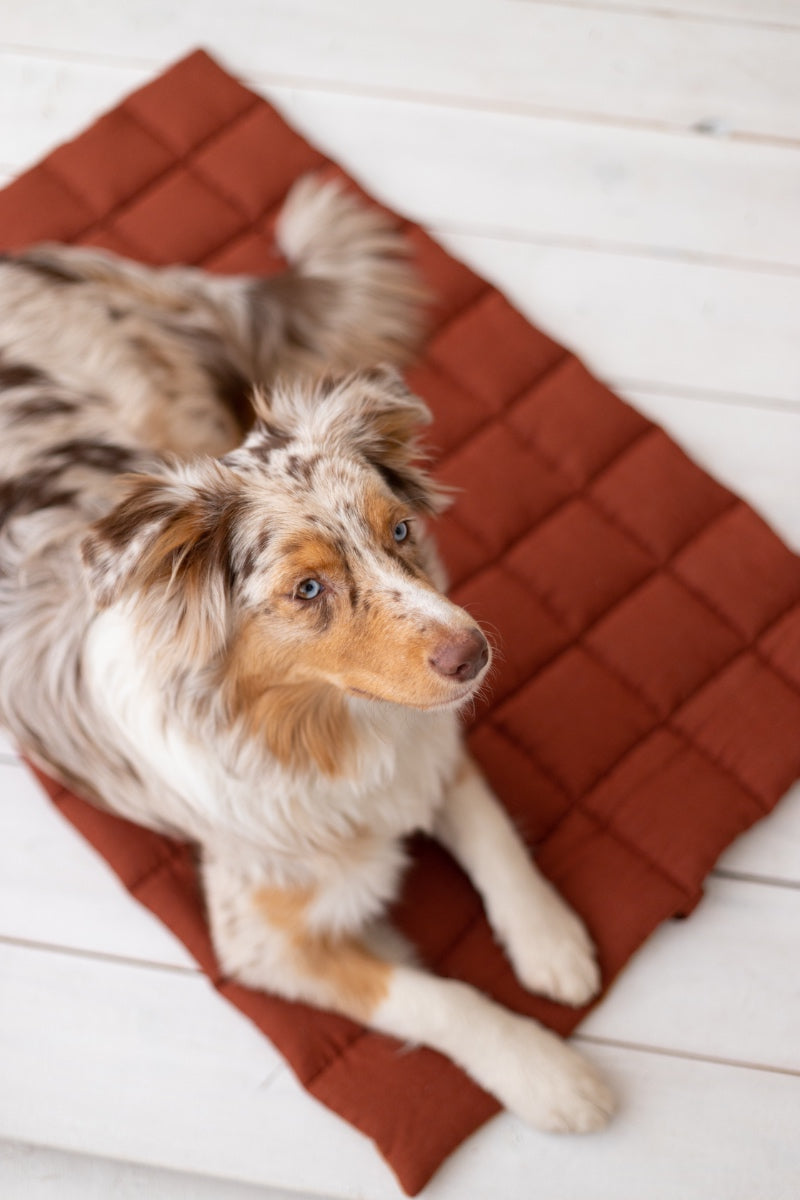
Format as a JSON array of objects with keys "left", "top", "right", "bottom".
[
  {"left": 502, "top": 895, "right": 602, "bottom": 1007},
  {"left": 495, "top": 1019, "right": 615, "bottom": 1133}
]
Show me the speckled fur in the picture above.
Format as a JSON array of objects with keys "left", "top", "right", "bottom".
[{"left": 0, "top": 176, "right": 613, "bottom": 1133}]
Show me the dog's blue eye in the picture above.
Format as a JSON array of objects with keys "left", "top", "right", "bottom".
[
  {"left": 393, "top": 521, "right": 409, "bottom": 543},
  {"left": 297, "top": 578, "right": 322, "bottom": 600}
]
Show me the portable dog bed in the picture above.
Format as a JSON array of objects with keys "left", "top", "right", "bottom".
[{"left": 5, "top": 50, "right": 800, "bottom": 1195}]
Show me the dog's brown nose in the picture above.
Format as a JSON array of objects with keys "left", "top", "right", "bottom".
[{"left": 429, "top": 628, "right": 489, "bottom": 682}]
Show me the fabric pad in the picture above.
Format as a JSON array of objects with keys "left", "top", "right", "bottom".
[{"left": 4, "top": 51, "right": 800, "bottom": 1195}]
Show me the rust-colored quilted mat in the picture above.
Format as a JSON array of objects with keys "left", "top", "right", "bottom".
[{"left": 5, "top": 51, "right": 800, "bottom": 1196}]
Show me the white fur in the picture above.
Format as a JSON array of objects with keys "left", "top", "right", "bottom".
[
  {"left": 435, "top": 768, "right": 602, "bottom": 1005},
  {"left": 375, "top": 971, "right": 613, "bottom": 1132},
  {"left": 0, "top": 175, "right": 613, "bottom": 1135}
]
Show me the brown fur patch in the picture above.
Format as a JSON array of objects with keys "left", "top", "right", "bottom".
[
  {"left": 221, "top": 506, "right": 481, "bottom": 742},
  {"left": 8, "top": 395, "right": 77, "bottom": 422},
  {"left": 50, "top": 438, "right": 138, "bottom": 474},
  {"left": 0, "top": 361, "right": 49, "bottom": 391},
  {"left": 0, "top": 468, "right": 78, "bottom": 529},
  {"left": 255, "top": 886, "right": 391, "bottom": 1021},
  {"left": 223, "top": 617, "right": 355, "bottom": 776},
  {"left": 82, "top": 472, "right": 245, "bottom": 665},
  {"left": 13, "top": 254, "right": 82, "bottom": 285}
]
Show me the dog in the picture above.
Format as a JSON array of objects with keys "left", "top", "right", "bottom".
[{"left": 0, "top": 176, "right": 613, "bottom": 1133}]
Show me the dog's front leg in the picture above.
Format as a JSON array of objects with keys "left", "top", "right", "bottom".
[
  {"left": 203, "top": 852, "right": 613, "bottom": 1133},
  {"left": 434, "top": 757, "right": 601, "bottom": 1007}
]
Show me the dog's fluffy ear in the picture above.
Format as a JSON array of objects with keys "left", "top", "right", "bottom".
[
  {"left": 81, "top": 465, "right": 241, "bottom": 662},
  {"left": 310, "top": 366, "right": 448, "bottom": 514}
]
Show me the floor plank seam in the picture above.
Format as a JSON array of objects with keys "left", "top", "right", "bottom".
[
  {"left": 2, "top": 42, "right": 800, "bottom": 149},
  {"left": 575, "top": 1032, "right": 800, "bottom": 1078}
]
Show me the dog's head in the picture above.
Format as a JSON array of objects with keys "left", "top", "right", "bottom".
[{"left": 82, "top": 367, "right": 491, "bottom": 771}]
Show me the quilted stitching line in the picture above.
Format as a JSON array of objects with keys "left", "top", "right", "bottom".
[
  {"left": 476, "top": 501, "right": 782, "bottom": 817},
  {"left": 755, "top": 603, "right": 800, "bottom": 688},
  {"left": 115, "top": 106, "right": 292, "bottom": 253},
  {"left": 28, "top": 61, "right": 800, "bottom": 1017},
  {"left": 438, "top": 384, "right": 800, "bottom": 810},
  {"left": 427, "top": 909, "right": 523, "bottom": 995},
  {"left": 303, "top": 1027, "right": 374, "bottom": 1091},
  {"left": 127, "top": 840, "right": 188, "bottom": 895},
  {"left": 121, "top": 91, "right": 258, "bottom": 159},
  {"left": 36, "top": 171, "right": 793, "bottom": 855},
  {"left": 486, "top": 720, "right": 701, "bottom": 905},
  {"left": 579, "top": 637, "right": 773, "bottom": 814},
  {"left": 493, "top": 544, "right": 777, "bottom": 815},
  {"left": 32, "top": 99, "right": 263, "bottom": 256},
  {"left": 475, "top": 719, "right": 592, "bottom": 843},
  {"left": 303, "top": 914, "right": 512, "bottom": 1094},
  {"left": 520, "top": 459, "right": 800, "bottom": 710},
  {"left": 12, "top": 58, "right": 800, "bottom": 1190},
  {"left": 462, "top": 511, "right": 743, "bottom": 724},
  {"left": 486, "top": 566, "right": 786, "bottom": 832},
  {"left": 573, "top": 803, "right": 701, "bottom": 904},
  {"left": 497, "top": 536, "right": 734, "bottom": 710},
  {"left": 36, "top": 110, "right": 726, "bottom": 870},
  {"left": 194, "top": 203, "right": 283, "bottom": 269},
  {"left": 426, "top": 350, "right": 575, "bottom": 469},
  {"left": 491, "top": 406, "right": 800, "bottom": 699},
  {"left": 580, "top": 473, "right": 800, "bottom": 711},
  {"left": 34, "top": 160, "right": 98, "bottom": 222},
  {"left": 439, "top": 425, "right": 661, "bottom": 600},
  {"left": 34, "top": 158, "right": 101, "bottom": 224},
  {"left": 476, "top": 721, "right": 718, "bottom": 906},
  {"left": 420, "top": 282, "right": 494, "bottom": 341}
]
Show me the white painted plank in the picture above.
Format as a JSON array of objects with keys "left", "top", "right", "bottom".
[
  {"left": 264, "top": 86, "right": 800, "bottom": 270},
  {"left": 430, "top": 1041, "right": 800, "bottom": 1200},
  {"left": 0, "top": 763, "right": 195, "bottom": 967},
  {"left": 536, "top": 0, "right": 800, "bottom": 27},
  {"left": 5, "top": 55, "right": 800, "bottom": 271},
  {"left": 441, "top": 231, "right": 800, "bottom": 405},
  {"left": 0, "top": 1140, "right": 324, "bottom": 1200},
  {"left": 580, "top": 875, "right": 800, "bottom": 1069},
  {"left": 5, "top": 59, "right": 800, "bottom": 408},
  {"left": 0, "top": 5, "right": 797, "bottom": 1200},
  {"left": 1, "top": 938, "right": 797, "bottom": 1200},
  {"left": 0, "top": 941, "right": 400, "bottom": 1199},
  {"left": 1, "top": 1, "right": 799, "bottom": 140},
  {"left": 4, "top": 56, "right": 800, "bottom": 407},
  {"left": 0, "top": 53, "right": 146, "bottom": 173}
]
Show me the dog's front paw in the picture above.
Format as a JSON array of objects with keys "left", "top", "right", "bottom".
[
  {"left": 527, "top": 1039, "right": 615, "bottom": 1133},
  {"left": 503, "top": 900, "right": 602, "bottom": 1007},
  {"left": 496, "top": 1020, "right": 614, "bottom": 1133}
]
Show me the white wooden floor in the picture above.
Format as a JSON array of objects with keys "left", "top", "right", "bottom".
[{"left": 1, "top": 2, "right": 800, "bottom": 1197}]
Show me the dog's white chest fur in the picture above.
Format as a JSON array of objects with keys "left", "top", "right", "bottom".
[{"left": 86, "top": 605, "right": 461, "bottom": 868}]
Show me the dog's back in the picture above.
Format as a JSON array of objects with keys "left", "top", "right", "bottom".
[{"left": 0, "top": 177, "right": 426, "bottom": 810}]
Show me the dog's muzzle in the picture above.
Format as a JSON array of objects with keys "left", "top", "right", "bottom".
[{"left": 428, "top": 628, "right": 489, "bottom": 683}]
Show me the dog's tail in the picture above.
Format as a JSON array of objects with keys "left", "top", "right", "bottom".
[{"left": 272, "top": 174, "right": 427, "bottom": 370}]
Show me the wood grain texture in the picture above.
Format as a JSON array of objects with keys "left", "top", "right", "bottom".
[
  {"left": 1, "top": 1, "right": 799, "bottom": 1195},
  {"left": 1, "top": 1, "right": 799, "bottom": 139},
  {"left": 1, "top": 939, "right": 797, "bottom": 1200},
  {"left": 0, "top": 1141, "right": 316, "bottom": 1200}
]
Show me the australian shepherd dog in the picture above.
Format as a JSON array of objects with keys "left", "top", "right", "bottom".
[{"left": 0, "top": 176, "right": 613, "bottom": 1132}]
